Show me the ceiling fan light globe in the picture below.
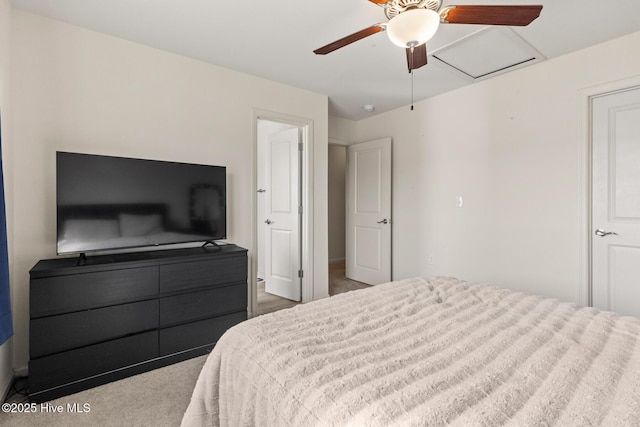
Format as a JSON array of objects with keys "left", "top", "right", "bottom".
[{"left": 387, "top": 8, "right": 440, "bottom": 48}]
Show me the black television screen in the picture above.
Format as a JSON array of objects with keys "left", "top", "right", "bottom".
[{"left": 56, "top": 152, "right": 226, "bottom": 255}]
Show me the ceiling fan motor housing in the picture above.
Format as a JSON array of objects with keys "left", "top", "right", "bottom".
[{"left": 384, "top": 0, "right": 443, "bottom": 20}]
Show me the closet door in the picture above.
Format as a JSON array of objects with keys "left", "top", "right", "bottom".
[
  {"left": 591, "top": 86, "right": 640, "bottom": 317},
  {"left": 346, "top": 138, "right": 392, "bottom": 285}
]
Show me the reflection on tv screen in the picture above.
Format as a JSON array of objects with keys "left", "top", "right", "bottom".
[{"left": 56, "top": 152, "right": 226, "bottom": 254}]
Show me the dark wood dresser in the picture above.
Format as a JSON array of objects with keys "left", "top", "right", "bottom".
[{"left": 28, "top": 244, "right": 247, "bottom": 402}]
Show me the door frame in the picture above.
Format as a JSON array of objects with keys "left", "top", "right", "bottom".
[
  {"left": 579, "top": 75, "right": 640, "bottom": 307},
  {"left": 250, "top": 109, "right": 314, "bottom": 317}
]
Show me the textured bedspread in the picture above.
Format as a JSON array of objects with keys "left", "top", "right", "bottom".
[{"left": 181, "top": 276, "right": 640, "bottom": 426}]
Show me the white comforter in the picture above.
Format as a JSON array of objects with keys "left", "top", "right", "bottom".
[{"left": 182, "top": 276, "right": 640, "bottom": 426}]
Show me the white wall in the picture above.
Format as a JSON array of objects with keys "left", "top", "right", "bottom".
[
  {"left": 0, "top": 0, "right": 13, "bottom": 396},
  {"left": 355, "top": 30, "right": 640, "bottom": 304},
  {"left": 328, "top": 145, "right": 346, "bottom": 262},
  {"left": 9, "top": 10, "right": 328, "bottom": 372}
]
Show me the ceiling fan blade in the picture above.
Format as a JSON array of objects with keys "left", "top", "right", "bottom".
[
  {"left": 313, "top": 24, "right": 385, "bottom": 55},
  {"left": 441, "top": 5, "right": 543, "bottom": 26},
  {"left": 406, "top": 44, "right": 427, "bottom": 72}
]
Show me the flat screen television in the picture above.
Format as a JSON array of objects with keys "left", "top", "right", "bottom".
[{"left": 56, "top": 151, "right": 226, "bottom": 255}]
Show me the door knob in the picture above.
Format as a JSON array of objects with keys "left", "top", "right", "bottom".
[
  {"left": 377, "top": 219, "right": 389, "bottom": 224},
  {"left": 595, "top": 228, "right": 618, "bottom": 237},
  {"left": 264, "top": 219, "right": 273, "bottom": 225}
]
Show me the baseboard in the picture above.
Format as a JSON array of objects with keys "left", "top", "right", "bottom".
[
  {"left": 1, "top": 369, "right": 13, "bottom": 403},
  {"left": 14, "top": 366, "right": 28, "bottom": 377},
  {"left": 329, "top": 258, "right": 345, "bottom": 264}
]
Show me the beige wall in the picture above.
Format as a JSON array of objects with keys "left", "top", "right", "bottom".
[
  {"left": 9, "top": 10, "right": 329, "bottom": 371},
  {"left": 0, "top": 0, "right": 13, "bottom": 395},
  {"left": 355, "top": 30, "right": 640, "bottom": 303},
  {"left": 328, "top": 116, "right": 357, "bottom": 146}
]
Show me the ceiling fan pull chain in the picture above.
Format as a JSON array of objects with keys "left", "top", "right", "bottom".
[
  {"left": 410, "top": 70, "right": 414, "bottom": 111},
  {"left": 410, "top": 46, "right": 415, "bottom": 111}
]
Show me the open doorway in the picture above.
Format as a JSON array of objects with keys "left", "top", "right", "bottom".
[
  {"left": 328, "top": 144, "right": 370, "bottom": 295},
  {"left": 328, "top": 144, "right": 346, "bottom": 267},
  {"left": 256, "top": 119, "right": 301, "bottom": 315}
]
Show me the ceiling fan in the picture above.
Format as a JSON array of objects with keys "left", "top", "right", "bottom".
[{"left": 313, "top": 0, "right": 543, "bottom": 72}]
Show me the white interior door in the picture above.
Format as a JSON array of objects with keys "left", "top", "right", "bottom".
[
  {"left": 592, "top": 86, "right": 640, "bottom": 317},
  {"left": 265, "top": 127, "right": 301, "bottom": 301},
  {"left": 346, "top": 138, "right": 392, "bottom": 285}
]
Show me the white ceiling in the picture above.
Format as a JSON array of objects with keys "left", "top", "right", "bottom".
[{"left": 10, "top": 0, "right": 640, "bottom": 120}]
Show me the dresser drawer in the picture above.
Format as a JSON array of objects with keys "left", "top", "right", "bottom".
[
  {"left": 159, "top": 283, "right": 246, "bottom": 327},
  {"left": 29, "top": 331, "right": 158, "bottom": 394},
  {"left": 159, "top": 255, "right": 246, "bottom": 293},
  {"left": 30, "top": 300, "right": 159, "bottom": 358},
  {"left": 30, "top": 267, "right": 158, "bottom": 318},
  {"left": 159, "top": 311, "right": 246, "bottom": 356}
]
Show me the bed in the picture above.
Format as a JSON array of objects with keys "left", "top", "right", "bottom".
[{"left": 181, "top": 276, "right": 640, "bottom": 426}]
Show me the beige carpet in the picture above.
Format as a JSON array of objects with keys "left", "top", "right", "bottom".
[{"left": 1, "top": 355, "right": 207, "bottom": 427}]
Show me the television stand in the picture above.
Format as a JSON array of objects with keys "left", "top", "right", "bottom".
[
  {"left": 28, "top": 244, "right": 247, "bottom": 402},
  {"left": 75, "top": 253, "right": 87, "bottom": 266},
  {"left": 202, "top": 240, "right": 221, "bottom": 251}
]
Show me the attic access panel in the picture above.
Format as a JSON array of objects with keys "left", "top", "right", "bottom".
[{"left": 431, "top": 26, "right": 545, "bottom": 81}]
